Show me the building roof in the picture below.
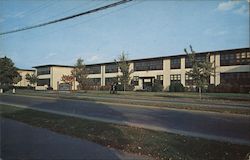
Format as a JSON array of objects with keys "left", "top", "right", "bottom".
[
  {"left": 17, "top": 69, "right": 35, "bottom": 72},
  {"left": 33, "top": 64, "right": 74, "bottom": 68},
  {"left": 32, "top": 47, "right": 249, "bottom": 68}
]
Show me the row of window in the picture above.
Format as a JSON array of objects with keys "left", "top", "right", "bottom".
[
  {"left": 37, "top": 67, "right": 50, "bottom": 76},
  {"left": 220, "top": 52, "right": 250, "bottom": 66},
  {"left": 134, "top": 59, "right": 163, "bottom": 71}
]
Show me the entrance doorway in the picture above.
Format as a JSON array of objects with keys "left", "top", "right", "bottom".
[{"left": 141, "top": 77, "right": 155, "bottom": 91}]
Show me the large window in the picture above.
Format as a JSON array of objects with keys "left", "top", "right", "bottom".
[
  {"left": 156, "top": 75, "right": 163, "bottom": 85},
  {"left": 220, "top": 72, "right": 250, "bottom": 85},
  {"left": 132, "top": 76, "right": 139, "bottom": 86},
  {"left": 105, "top": 77, "right": 118, "bottom": 86},
  {"left": 185, "top": 55, "right": 207, "bottom": 68},
  {"left": 171, "top": 58, "right": 181, "bottom": 69},
  {"left": 89, "top": 78, "right": 101, "bottom": 86},
  {"left": 170, "top": 74, "right": 181, "bottom": 84},
  {"left": 37, "top": 78, "right": 50, "bottom": 86},
  {"left": 220, "top": 51, "right": 250, "bottom": 66},
  {"left": 185, "top": 74, "right": 193, "bottom": 86},
  {"left": 134, "top": 59, "right": 163, "bottom": 71},
  {"left": 86, "top": 65, "right": 101, "bottom": 74},
  {"left": 105, "top": 64, "right": 118, "bottom": 73},
  {"left": 37, "top": 67, "right": 50, "bottom": 75}
]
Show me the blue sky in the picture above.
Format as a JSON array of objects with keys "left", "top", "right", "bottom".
[{"left": 0, "top": 0, "right": 249, "bottom": 69}]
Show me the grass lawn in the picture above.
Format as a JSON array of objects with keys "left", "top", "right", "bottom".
[
  {"left": 1, "top": 104, "right": 249, "bottom": 160},
  {"left": 6, "top": 90, "right": 250, "bottom": 115}
]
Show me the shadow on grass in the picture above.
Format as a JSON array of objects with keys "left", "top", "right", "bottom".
[{"left": 1, "top": 103, "right": 250, "bottom": 160}]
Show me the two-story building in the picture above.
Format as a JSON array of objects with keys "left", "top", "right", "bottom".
[{"left": 32, "top": 47, "right": 250, "bottom": 92}]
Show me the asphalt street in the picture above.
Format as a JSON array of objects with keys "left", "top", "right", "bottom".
[{"left": 1, "top": 95, "right": 250, "bottom": 145}]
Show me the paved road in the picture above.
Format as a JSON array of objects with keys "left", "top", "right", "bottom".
[
  {"left": 1, "top": 118, "right": 122, "bottom": 160},
  {"left": 1, "top": 95, "right": 250, "bottom": 145}
]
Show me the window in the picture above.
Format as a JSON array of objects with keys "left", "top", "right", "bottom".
[
  {"left": 132, "top": 76, "right": 139, "bottom": 86},
  {"left": 134, "top": 59, "right": 163, "bottom": 71},
  {"left": 185, "top": 74, "right": 193, "bottom": 86},
  {"left": 86, "top": 65, "right": 101, "bottom": 74},
  {"left": 156, "top": 75, "right": 163, "bottom": 85},
  {"left": 171, "top": 58, "right": 181, "bottom": 69},
  {"left": 105, "top": 64, "right": 118, "bottom": 73},
  {"left": 37, "top": 67, "right": 50, "bottom": 75},
  {"left": 220, "top": 51, "right": 250, "bottom": 66},
  {"left": 185, "top": 54, "right": 207, "bottom": 68},
  {"left": 37, "top": 78, "right": 50, "bottom": 86},
  {"left": 220, "top": 72, "right": 250, "bottom": 85},
  {"left": 105, "top": 77, "right": 118, "bottom": 86},
  {"left": 89, "top": 78, "right": 101, "bottom": 86},
  {"left": 170, "top": 74, "right": 181, "bottom": 84}
]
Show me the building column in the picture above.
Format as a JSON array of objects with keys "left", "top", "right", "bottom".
[
  {"left": 180, "top": 57, "right": 186, "bottom": 86},
  {"left": 215, "top": 53, "right": 220, "bottom": 86},
  {"left": 163, "top": 59, "right": 170, "bottom": 90},
  {"left": 101, "top": 65, "right": 105, "bottom": 86}
]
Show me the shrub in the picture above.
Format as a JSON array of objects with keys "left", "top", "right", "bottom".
[
  {"left": 215, "top": 83, "right": 239, "bottom": 93},
  {"left": 152, "top": 80, "right": 163, "bottom": 92},
  {"left": 116, "top": 84, "right": 135, "bottom": 91},
  {"left": 99, "top": 85, "right": 110, "bottom": 91},
  {"left": 169, "top": 83, "right": 184, "bottom": 92},
  {"left": 207, "top": 84, "right": 216, "bottom": 93}
]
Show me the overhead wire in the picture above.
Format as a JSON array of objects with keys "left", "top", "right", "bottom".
[
  {"left": 18, "top": 0, "right": 143, "bottom": 42},
  {"left": 0, "top": 0, "right": 133, "bottom": 36}
]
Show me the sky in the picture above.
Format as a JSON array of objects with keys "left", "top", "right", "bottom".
[{"left": 0, "top": 0, "right": 249, "bottom": 69}]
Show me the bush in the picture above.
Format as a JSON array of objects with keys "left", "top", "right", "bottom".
[
  {"left": 116, "top": 84, "right": 135, "bottom": 91},
  {"left": 152, "top": 80, "right": 163, "bottom": 92},
  {"left": 215, "top": 83, "right": 242, "bottom": 93},
  {"left": 207, "top": 84, "right": 216, "bottom": 93},
  {"left": 99, "top": 85, "right": 110, "bottom": 91},
  {"left": 169, "top": 83, "right": 184, "bottom": 92},
  {"left": 14, "top": 86, "right": 35, "bottom": 90}
]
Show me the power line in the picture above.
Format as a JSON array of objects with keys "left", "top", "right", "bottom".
[
  {"left": 20, "top": 0, "right": 142, "bottom": 42},
  {"left": 0, "top": 0, "right": 133, "bottom": 36}
]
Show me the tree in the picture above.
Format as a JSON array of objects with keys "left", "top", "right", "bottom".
[
  {"left": 13, "top": 74, "right": 22, "bottom": 85},
  {"left": 61, "top": 75, "right": 74, "bottom": 84},
  {"left": 71, "top": 58, "right": 89, "bottom": 90},
  {"left": 184, "top": 45, "right": 214, "bottom": 99},
  {"left": 25, "top": 73, "right": 38, "bottom": 86},
  {"left": 115, "top": 52, "right": 133, "bottom": 91},
  {"left": 0, "top": 56, "right": 19, "bottom": 90}
]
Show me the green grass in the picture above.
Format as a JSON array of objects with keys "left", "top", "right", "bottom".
[
  {"left": 7, "top": 91, "right": 250, "bottom": 115},
  {"left": 1, "top": 104, "right": 249, "bottom": 160}
]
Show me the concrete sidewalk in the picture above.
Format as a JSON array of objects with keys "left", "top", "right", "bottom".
[{"left": 0, "top": 118, "right": 148, "bottom": 160}]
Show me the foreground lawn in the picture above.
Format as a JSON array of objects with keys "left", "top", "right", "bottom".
[{"left": 1, "top": 104, "right": 249, "bottom": 160}]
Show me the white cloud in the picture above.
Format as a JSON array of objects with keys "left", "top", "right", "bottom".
[
  {"left": 217, "top": 1, "right": 249, "bottom": 15},
  {"left": 234, "top": 5, "right": 249, "bottom": 15},
  {"left": 217, "top": 1, "right": 240, "bottom": 11}
]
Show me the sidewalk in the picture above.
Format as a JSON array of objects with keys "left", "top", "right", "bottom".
[{"left": 0, "top": 118, "right": 148, "bottom": 160}]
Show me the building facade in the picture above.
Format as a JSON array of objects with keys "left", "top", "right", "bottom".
[
  {"left": 32, "top": 47, "right": 250, "bottom": 92},
  {"left": 15, "top": 69, "right": 35, "bottom": 87}
]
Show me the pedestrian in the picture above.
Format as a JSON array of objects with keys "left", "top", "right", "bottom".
[{"left": 110, "top": 84, "right": 113, "bottom": 94}]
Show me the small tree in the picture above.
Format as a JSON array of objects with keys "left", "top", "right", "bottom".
[
  {"left": 25, "top": 73, "right": 38, "bottom": 86},
  {"left": 13, "top": 73, "right": 22, "bottom": 85},
  {"left": 61, "top": 75, "right": 74, "bottom": 84},
  {"left": 184, "top": 45, "right": 214, "bottom": 99},
  {"left": 115, "top": 52, "right": 133, "bottom": 92},
  {"left": 0, "top": 56, "right": 19, "bottom": 90},
  {"left": 71, "top": 58, "right": 89, "bottom": 90}
]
